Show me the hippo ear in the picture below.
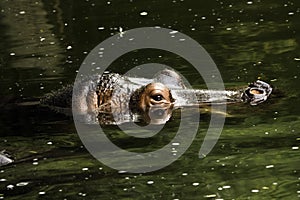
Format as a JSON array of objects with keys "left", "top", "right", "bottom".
[{"left": 153, "top": 69, "right": 187, "bottom": 89}]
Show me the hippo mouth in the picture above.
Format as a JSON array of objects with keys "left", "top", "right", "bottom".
[{"left": 241, "top": 80, "right": 273, "bottom": 106}]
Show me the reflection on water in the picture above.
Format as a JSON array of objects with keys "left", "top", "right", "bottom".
[{"left": 0, "top": 0, "right": 299, "bottom": 199}]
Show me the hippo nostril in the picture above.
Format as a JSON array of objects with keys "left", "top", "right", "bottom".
[{"left": 250, "top": 88, "right": 264, "bottom": 95}]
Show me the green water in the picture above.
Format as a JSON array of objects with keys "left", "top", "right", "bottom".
[{"left": 0, "top": 0, "right": 299, "bottom": 199}]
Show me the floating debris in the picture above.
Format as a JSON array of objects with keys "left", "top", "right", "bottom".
[
  {"left": 222, "top": 185, "right": 231, "bottom": 189},
  {"left": 78, "top": 192, "right": 87, "bottom": 196},
  {"left": 119, "top": 27, "right": 125, "bottom": 37},
  {"left": 192, "top": 182, "right": 199, "bottom": 186},
  {"left": 251, "top": 189, "right": 260, "bottom": 193},
  {"left": 169, "top": 30, "right": 178, "bottom": 34},
  {"left": 0, "top": 151, "right": 14, "bottom": 167},
  {"left": 16, "top": 182, "right": 29, "bottom": 187},
  {"left": 7, "top": 185, "right": 14, "bottom": 190},
  {"left": 39, "top": 191, "right": 46, "bottom": 195},
  {"left": 140, "top": 11, "right": 148, "bottom": 16},
  {"left": 265, "top": 165, "right": 274, "bottom": 169},
  {"left": 204, "top": 194, "right": 217, "bottom": 198},
  {"left": 147, "top": 180, "right": 154, "bottom": 185}
]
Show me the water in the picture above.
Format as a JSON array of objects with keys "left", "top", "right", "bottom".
[{"left": 0, "top": 0, "right": 299, "bottom": 199}]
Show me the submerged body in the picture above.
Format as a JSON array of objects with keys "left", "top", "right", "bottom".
[{"left": 41, "top": 69, "right": 272, "bottom": 125}]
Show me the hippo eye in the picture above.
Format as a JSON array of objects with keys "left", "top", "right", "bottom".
[{"left": 151, "top": 94, "right": 164, "bottom": 101}]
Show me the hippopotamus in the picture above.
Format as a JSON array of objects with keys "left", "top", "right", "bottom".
[{"left": 41, "top": 69, "right": 272, "bottom": 125}]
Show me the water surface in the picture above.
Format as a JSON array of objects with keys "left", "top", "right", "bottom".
[{"left": 0, "top": 0, "right": 299, "bottom": 199}]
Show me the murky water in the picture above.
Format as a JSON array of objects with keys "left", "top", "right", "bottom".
[{"left": 0, "top": 0, "right": 299, "bottom": 199}]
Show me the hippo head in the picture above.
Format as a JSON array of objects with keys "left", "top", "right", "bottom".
[{"left": 130, "top": 82, "right": 175, "bottom": 124}]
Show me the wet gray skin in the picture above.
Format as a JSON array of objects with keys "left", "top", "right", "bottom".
[{"left": 41, "top": 69, "right": 272, "bottom": 125}]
